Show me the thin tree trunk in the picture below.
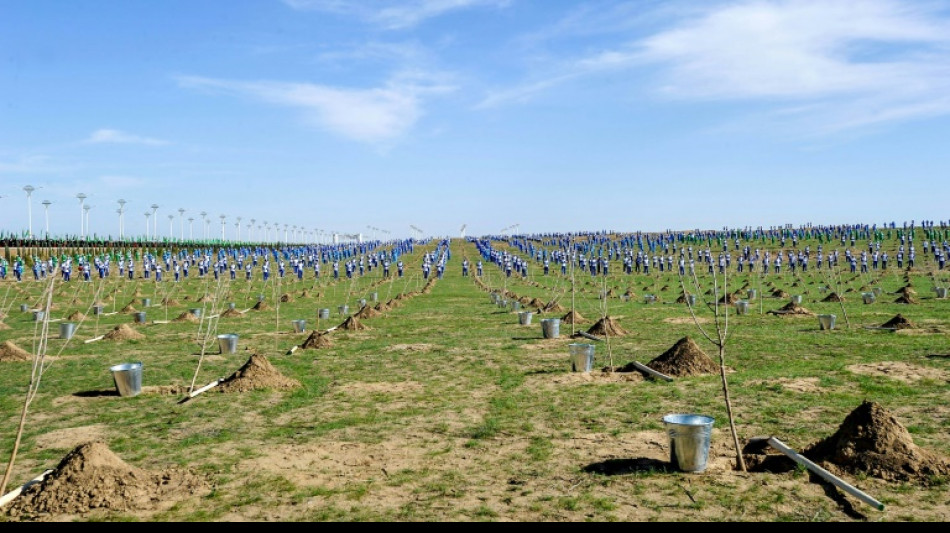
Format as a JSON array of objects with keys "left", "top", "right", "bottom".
[{"left": 718, "top": 343, "right": 746, "bottom": 472}]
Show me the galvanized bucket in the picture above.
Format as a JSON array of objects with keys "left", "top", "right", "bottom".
[
  {"left": 292, "top": 319, "right": 307, "bottom": 333},
  {"left": 734, "top": 300, "right": 750, "bottom": 315},
  {"left": 338, "top": 305, "right": 349, "bottom": 316},
  {"left": 190, "top": 308, "right": 203, "bottom": 318},
  {"left": 791, "top": 295, "right": 803, "bottom": 305},
  {"left": 861, "top": 292, "right": 875, "bottom": 304},
  {"left": 33, "top": 311, "right": 45, "bottom": 322},
  {"left": 217, "top": 334, "right": 239, "bottom": 354},
  {"left": 621, "top": 294, "right": 631, "bottom": 303},
  {"left": 318, "top": 308, "right": 330, "bottom": 320},
  {"left": 511, "top": 301, "right": 521, "bottom": 312},
  {"left": 359, "top": 299, "right": 367, "bottom": 308},
  {"left": 568, "top": 343, "right": 595, "bottom": 373},
  {"left": 872, "top": 287, "right": 883, "bottom": 297},
  {"left": 134, "top": 312, "right": 147, "bottom": 324},
  {"left": 371, "top": 292, "right": 378, "bottom": 302},
  {"left": 228, "top": 302, "right": 236, "bottom": 310},
  {"left": 93, "top": 305, "right": 104, "bottom": 316},
  {"left": 936, "top": 287, "right": 948, "bottom": 299},
  {"left": 541, "top": 318, "right": 560, "bottom": 339},
  {"left": 818, "top": 314, "right": 836, "bottom": 331},
  {"left": 59, "top": 322, "right": 77, "bottom": 340},
  {"left": 258, "top": 294, "right": 266, "bottom": 303},
  {"left": 686, "top": 294, "right": 697, "bottom": 307},
  {"left": 663, "top": 414, "right": 714, "bottom": 473},
  {"left": 20, "top": 304, "right": 29, "bottom": 313},
  {"left": 747, "top": 289, "right": 757, "bottom": 300},
  {"left": 518, "top": 311, "right": 533, "bottom": 326},
  {"left": 142, "top": 298, "right": 151, "bottom": 308},
  {"left": 644, "top": 295, "right": 656, "bottom": 304},
  {"left": 110, "top": 362, "right": 143, "bottom": 398}
]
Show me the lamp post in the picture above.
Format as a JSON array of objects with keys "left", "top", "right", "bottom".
[
  {"left": 41, "top": 200, "right": 51, "bottom": 238},
  {"left": 117, "top": 199, "right": 127, "bottom": 239},
  {"left": 178, "top": 208, "right": 185, "bottom": 241},
  {"left": 262, "top": 221, "right": 268, "bottom": 242},
  {"left": 84, "top": 205, "right": 92, "bottom": 238},
  {"left": 219, "top": 215, "right": 226, "bottom": 241},
  {"left": 236, "top": 217, "right": 242, "bottom": 241},
  {"left": 188, "top": 218, "right": 194, "bottom": 240},
  {"left": 145, "top": 212, "right": 151, "bottom": 240},
  {"left": 200, "top": 212, "right": 208, "bottom": 240},
  {"left": 77, "top": 193, "right": 87, "bottom": 238},
  {"left": 168, "top": 214, "right": 174, "bottom": 239},
  {"left": 23, "top": 185, "right": 35, "bottom": 238},
  {"left": 151, "top": 204, "right": 159, "bottom": 240},
  {"left": 249, "top": 219, "right": 256, "bottom": 242}
]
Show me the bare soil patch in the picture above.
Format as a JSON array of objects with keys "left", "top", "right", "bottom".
[{"left": 847, "top": 362, "right": 948, "bottom": 384}]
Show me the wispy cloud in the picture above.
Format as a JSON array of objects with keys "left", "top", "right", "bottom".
[
  {"left": 85, "top": 129, "right": 169, "bottom": 146},
  {"left": 482, "top": 0, "right": 950, "bottom": 134},
  {"left": 178, "top": 73, "right": 455, "bottom": 144},
  {"left": 283, "top": 0, "right": 510, "bottom": 30}
]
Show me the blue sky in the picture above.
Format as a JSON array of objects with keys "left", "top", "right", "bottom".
[{"left": 1, "top": 0, "right": 949, "bottom": 240}]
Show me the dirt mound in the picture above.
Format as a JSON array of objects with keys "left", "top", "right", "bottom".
[
  {"left": 674, "top": 292, "right": 692, "bottom": 304},
  {"left": 561, "top": 310, "right": 587, "bottom": 324},
  {"left": 822, "top": 292, "right": 844, "bottom": 302},
  {"left": 386, "top": 299, "right": 402, "bottom": 309},
  {"left": 528, "top": 298, "right": 546, "bottom": 309},
  {"left": 543, "top": 301, "right": 566, "bottom": 313},
  {"left": 894, "top": 295, "right": 919, "bottom": 305},
  {"left": 67, "top": 312, "right": 86, "bottom": 322},
  {"left": 881, "top": 314, "right": 916, "bottom": 330},
  {"left": 768, "top": 302, "right": 815, "bottom": 316},
  {"left": 195, "top": 295, "right": 212, "bottom": 304},
  {"left": 300, "top": 331, "right": 333, "bottom": 350},
  {"left": 220, "top": 308, "right": 245, "bottom": 318},
  {"left": 587, "top": 316, "right": 629, "bottom": 337},
  {"left": 646, "top": 337, "right": 718, "bottom": 377},
  {"left": 162, "top": 298, "right": 181, "bottom": 306},
  {"left": 374, "top": 303, "right": 391, "bottom": 313},
  {"left": 279, "top": 293, "right": 294, "bottom": 303},
  {"left": 121, "top": 303, "right": 138, "bottom": 313},
  {"left": 104, "top": 324, "right": 145, "bottom": 341},
  {"left": 802, "top": 401, "right": 950, "bottom": 483},
  {"left": 0, "top": 322, "right": 9, "bottom": 331},
  {"left": 299, "top": 290, "right": 310, "bottom": 298},
  {"left": 772, "top": 289, "right": 789, "bottom": 298},
  {"left": 339, "top": 316, "right": 369, "bottom": 331},
  {"left": 356, "top": 306, "right": 381, "bottom": 319},
  {"left": 173, "top": 312, "right": 200, "bottom": 324},
  {"left": 5, "top": 441, "right": 207, "bottom": 518},
  {"left": 0, "top": 341, "right": 32, "bottom": 362},
  {"left": 217, "top": 354, "right": 301, "bottom": 394},
  {"left": 252, "top": 301, "right": 270, "bottom": 311},
  {"left": 718, "top": 293, "right": 741, "bottom": 305},
  {"left": 519, "top": 296, "right": 532, "bottom": 305},
  {"left": 897, "top": 286, "right": 917, "bottom": 296}
]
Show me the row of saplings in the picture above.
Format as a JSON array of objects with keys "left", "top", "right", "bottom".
[
  {"left": 470, "top": 274, "right": 950, "bottom": 511},
  {"left": 0, "top": 277, "right": 443, "bottom": 520}
]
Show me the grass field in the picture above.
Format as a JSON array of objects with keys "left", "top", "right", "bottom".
[{"left": 1, "top": 235, "right": 949, "bottom": 522}]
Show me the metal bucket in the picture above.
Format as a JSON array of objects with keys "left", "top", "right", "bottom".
[
  {"left": 621, "top": 294, "right": 631, "bottom": 303},
  {"left": 644, "top": 295, "right": 656, "bottom": 304},
  {"left": 318, "top": 308, "right": 330, "bottom": 320},
  {"left": 371, "top": 292, "right": 378, "bottom": 302},
  {"left": 663, "top": 414, "right": 714, "bottom": 473},
  {"left": 142, "top": 298, "right": 151, "bottom": 308},
  {"left": 59, "top": 322, "right": 77, "bottom": 340},
  {"left": 20, "top": 304, "right": 29, "bottom": 313},
  {"left": 568, "top": 343, "right": 595, "bottom": 373},
  {"left": 190, "top": 308, "right": 203, "bottom": 318},
  {"left": 936, "top": 287, "right": 948, "bottom": 299},
  {"left": 33, "top": 311, "right": 45, "bottom": 322},
  {"left": 499, "top": 299, "right": 509, "bottom": 308},
  {"left": 292, "top": 319, "right": 307, "bottom": 333},
  {"left": 359, "top": 298, "right": 367, "bottom": 308},
  {"left": 791, "top": 295, "right": 803, "bottom": 305},
  {"left": 685, "top": 294, "right": 697, "bottom": 307},
  {"left": 541, "top": 318, "right": 560, "bottom": 339},
  {"left": 818, "top": 314, "right": 836, "bottom": 331},
  {"left": 735, "top": 300, "right": 750, "bottom": 315},
  {"left": 93, "top": 305, "right": 104, "bottom": 316},
  {"left": 872, "top": 287, "right": 883, "bottom": 297},
  {"left": 258, "top": 294, "right": 266, "bottom": 303},
  {"left": 228, "top": 302, "right": 236, "bottom": 310},
  {"left": 134, "top": 312, "right": 147, "bottom": 324},
  {"left": 490, "top": 293, "right": 500, "bottom": 304},
  {"left": 747, "top": 289, "right": 757, "bottom": 300},
  {"left": 518, "top": 311, "right": 533, "bottom": 326},
  {"left": 217, "top": 334, "right": 239, "bottom": 354},
  {"left": 110, "top": 362, "right": 143, "bottom": 398},
  {"left": 338, "top": 305, "right": 349, "bottom": 316},
  {"left": 862, "top": 292, "right": 875, "bottom": 304},
  {"left": 511, "top": 301, "right": 521, "bottom": 312}
]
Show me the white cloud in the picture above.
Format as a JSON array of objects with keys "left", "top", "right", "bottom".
[
  {"left": 178, "top": 74, "right": 454, "bottom": 144},
  {"left": 482, "top": 0, "right": 950, "bottom": 134},
  {"left": 283, "top": 0, "right": 510, "bottom": 30},
  {"left": 86, "top": 129, "right": 169, "bottom": 146}
]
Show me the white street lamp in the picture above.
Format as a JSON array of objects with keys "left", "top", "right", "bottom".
[
  {"left": 117, "top": 199, "right": 127, "bottom": 239},
  {"left": 188, "top": 218, "right": 194, "bottom": 240},
  {"left": 145, "top": 212, "right": 151, "bottom": 240},
  {"left": 41, "top": 200, "right": 51, "bottom": 238},
  {"left": 219, "top": 215, "right": 226, "bottom": 240},
  {"left": 23, "top": 185, "right": 36, "bottom": 239},
  {"left": 200, "top": 211, "right": 208, "bottom": 240},
  {"left": 151, "top": 204, "right": 159, "bottom": 240},
  {"left": 77, "top": 193, "right": 87, "bottom": 238},
  {"left": 249, "top": 219, "right": 256, "bottom": 242},
  {"left": 178, "top": 208, "right": 185, "bottom": 241},
  {"left": 236, "top": 217, "right": 242, "bottom": 241},
  {"left": 168, "top": 214, "right": 174, "bottom": 239},
  {"left": 84, "top": 205, "right": 92, "bottom": 238}
]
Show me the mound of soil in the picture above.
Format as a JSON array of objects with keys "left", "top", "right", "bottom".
[
  {"left": 624, "top": 289, "right": 636, "bottom": 298},
  {"left": 339, "top": 316, "right": 369, "bottom": 331},
  {"left": 300, "top": 331, "right": 333, "bottom": 350},
  {"left": 0, "top": 341, "right": 32, "bottom": 362},
  {"left": 718, "top": 293, "right": 741, "bottom": 305},
  {"left": 822, "top": 292, "right": 844, "bottom": 302},
  {"left": 894, "top": 295, "right": 919, "bottom": 305},
  {"left": 5, "top": 441, "right": 207, "bottom": 518},
  {"left": 528, "top": 298, "right": 546, "bottom": 309},
  {"left": 121, "top": 303, "right": 137, "bottom": 313},
  {"left": 674, "top": 292, "right": 692, "bottom": 304},
  {"left": 299, "top": 290, "right": 310, "bottom": 298},
  {"left": 173, "top": 312, "right": 200, "bottom": 324},
  {"left": 279, "top": 293, "right": 293, "bottom": 303},
  {"left": 217, "top": 354, "right": 301, "bottom": 394},
  {"left": 356, "top": 306, "right": 381, "bottom": 319},
  {"left": 162, "top": 298, "right": 181, "bottom": 306},
  {"left": 898, "top": 285, "right": 917, "bottom": 296},
  {"left": 67, "top": 312, "right": 86, "bottom": 322},
  {"left": 252, "top": 301, "right": 270, "bottom": 311},
  {"left": 387, "top": 299, "right": 402, "bottom": 309},
  {"left": 561, "top": 310, "right": 587, "bottom": 324},
  {"left": 881, "top": 314, "right": 916, "bottom": 330},
  {"left": 519, "top": 296, "right": 532, "bottom": 305},
  {"left": 220, "top": 308, "right": 245, "bottom": 318},
  {"left": 587, "top": 316, "right": 629, "bottom": 337},
  {"left": 104, "top": 324, "right": 145, "bottom": 341},
  {"left": 646, "top": 337, "right": 718, "bottom": 377},
  {"left": 768, "top": 302, "right": 816, "bottom": 316},
  {"left": 196, "top": 296, "right": 213, "bottom": 304},
  {"left": 543, "top": 301, "right": 566, "bottom": 313},
  {"left": 0, "top": 322, "right": 9, "bottom": 331},
  {"left": 374, "top": 303, "right": 391, "bottom": 313},
  {"left": 802, "top": 401, "right": 950, "bottom": 483}
]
